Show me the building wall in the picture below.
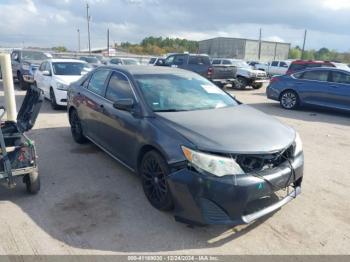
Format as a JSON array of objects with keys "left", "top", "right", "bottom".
[
  {"left": 199, "top": 37, "right": 290, "bottom": 61},
  {"left": 199, "top": 38, "right": 246, "bottom": 59}
]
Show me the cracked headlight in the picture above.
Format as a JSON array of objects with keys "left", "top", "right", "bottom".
[
  {"left": 294, "top": 132, "right": 303, "bottom": 157},
  {"left": 56, "top": 82, "right": 68, "bottom": 91},
  {"left": 181, "top": 146, "right": 245, "bottom": 177}
]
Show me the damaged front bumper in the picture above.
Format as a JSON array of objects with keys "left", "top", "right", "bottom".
[{"left": 167, "top": 153, "right": 303, "bottom": 226}]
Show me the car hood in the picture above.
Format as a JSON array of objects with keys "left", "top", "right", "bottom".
[
  {"left": 54, "top": 75, "right": 82, "bottom": 85},
  {"left": 156, "top": 105, "right": 295, "bottom": 154}
]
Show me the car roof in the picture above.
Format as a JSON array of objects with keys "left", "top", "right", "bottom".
[
  {"left": 49, "top": 58, "right": 87, "bottom": 63},
  {"left": 293, "top": 67, "right": 350, "bottom": 74},
  {"left": 98, "top": 65, "right": 198, "bottom": 76},
  {"left": 291, "top": 60, "right": 333, "bottom": 64}
]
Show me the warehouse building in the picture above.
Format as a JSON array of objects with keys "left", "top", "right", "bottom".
[{"left": 198, "top": 37, "right": 291, "bottom": 61}]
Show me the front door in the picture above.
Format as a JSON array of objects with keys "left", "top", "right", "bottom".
[
  {"left": 328, "top": 70, "right": 350, "bottom": 110},
  {"left": 100, "top": 71, "right": 141, "bottom": 167}
]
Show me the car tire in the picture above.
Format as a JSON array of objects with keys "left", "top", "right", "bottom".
[
  {"left": 280, "top": 90, "right": 299, "bottom": 110},
  {"left": 50, "top": 88, "right": 60, "bottom": 110},
  {"left": 69, "top": 109, "right": 88, "bottom": 144},
  {"left": 236, "top": 77, "right": 248, "bottom": 89},
  {"left": 24, "top": 171, "right": 40, "bottom": 194},
  {"left": 140, "top": 150, "right": 174, "bottom": 211},
  {"left": 252, "top": 83, "right": 263, "bottom": 89},
  {"left": 17, "top": 72, "right": 29, "bottom": 90}
]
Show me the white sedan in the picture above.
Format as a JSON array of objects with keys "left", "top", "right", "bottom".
[{"left": 34, "top": 59, "right": 91, "bottom": 109}]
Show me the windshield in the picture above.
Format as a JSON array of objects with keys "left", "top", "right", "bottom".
[
  {"left": 82, "top": 57, "right": 99, "bottom": 63},
  {"left": 52, "top": 62, "right": 89, "bottom": 75},
  {"left": 135, "top": 74, "right": 238, "bottom": 112},
  {"left": 124, "top": 59, "right": 139, "bottom": 65},
  {"left": 22, "top": 51, "right": 49, "bottom": 60}
]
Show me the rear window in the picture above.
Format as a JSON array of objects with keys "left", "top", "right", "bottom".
[
  {"left": 212, "top": 59, "right": 221, "bottom": 65},
  {"left": 189, "top": 56, "right": 210, "bottom": 65}
]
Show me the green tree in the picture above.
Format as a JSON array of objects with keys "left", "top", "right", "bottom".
[
  {"left": 52, "top": 46, "right": 68, "bottom": 52},
  {"left": 289, "top": 47, "right": 302, "bottom": 59}
]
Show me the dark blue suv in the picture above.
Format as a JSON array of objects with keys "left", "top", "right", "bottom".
[{"left": 267, "top": 67, "right": 350, "bottom": 111}]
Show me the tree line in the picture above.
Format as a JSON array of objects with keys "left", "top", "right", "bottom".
[
  {"left": 119, "top": 36, "right": 199, "bottom": 55},
  {"left": 289, "top": 46, "right": 350, "bottom": 64}
]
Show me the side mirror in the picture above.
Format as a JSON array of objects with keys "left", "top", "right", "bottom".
[
  {"left": 42, "top": 70, "right": 51, "bottom": 76},
  {"left": 113, "top": 99, "right": 134, "bottom": 111}
]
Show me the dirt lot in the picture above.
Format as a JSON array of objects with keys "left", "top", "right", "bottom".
[{"left": 0, "top": 81, "right": 349, "bottom": 255}]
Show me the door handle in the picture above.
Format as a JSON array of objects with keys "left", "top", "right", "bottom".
[{"left": 329, "top": 85, "right": 338, "bottom": 88}]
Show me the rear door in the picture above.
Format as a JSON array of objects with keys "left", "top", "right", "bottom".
[
  {"left": 79, "top": 69, "right": 111, "bottom": 145},
  {"left": 294, "top": 69, "right": 331, "bottom": 106},
  {"left": 278, "top": 61, "right": 289, "bottom": 75},
  {"left": 328, "top": 70, "right": 350, "bottom": 110},
  {"left": 100, "top": 71, "right": 141, "bottom": 166}
]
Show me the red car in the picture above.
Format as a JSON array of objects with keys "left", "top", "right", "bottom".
[{"left": 286, "top": 60, "right": 335, "bottom": 75}]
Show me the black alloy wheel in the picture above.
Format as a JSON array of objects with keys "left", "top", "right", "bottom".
[
  {"left": 70, "top": 110, "right": 88, "bottom": 144},
  {"left": 140, "top": 151, "right": 174, "bottom": 211}
]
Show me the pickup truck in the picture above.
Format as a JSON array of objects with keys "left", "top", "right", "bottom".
[
  {"left": 11, "top": 49, "right": 52, "bottom": 90},
  {"left": 255, "top": 60, "right": 291, "bottom": 76},
  {"left": 162, "top": 53, "right": 212, "bottom": 79},
  {"left": 212, "top": 59, "right": 268, "bottom": 89}
]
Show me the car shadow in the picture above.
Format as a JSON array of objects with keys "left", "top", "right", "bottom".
[
  {"left": 249, "top": 101, "right": 350, "bottom": 127},
  {"left": 0, "top": 126, "right": 277, "bottom": 253}
]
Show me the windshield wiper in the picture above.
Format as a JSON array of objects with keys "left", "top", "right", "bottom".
[{"left": 154, "top": 109, "right": 188, "bottom": 112}]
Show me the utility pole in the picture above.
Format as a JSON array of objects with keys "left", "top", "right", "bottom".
[
  {"left": 258, "top": 28, "right": 262, "bottom": 61},
  {"left": 301, "top": 29, "right": 307, "bottom": 60},
  {"left": 77, "top": 29, "right": 81, "bottom": 52},
  {"left": 86, "top": 2, "right": 91, "bottom": 55},
  {"left": 107, "top": 28, "right": 110, "bottom": 57}
]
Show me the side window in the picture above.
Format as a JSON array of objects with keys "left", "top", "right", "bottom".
[
  {"left": 111, "top": 58, "right": 122, "bottom": 65},
  {"left": 105, "top": 72, "right": 134, "bottom": 101},
  {"left": 222, "top": 60, "right": 232, "bottom": 65},
  {"left": 87, "top": 69, "right": 110, "bottom": 96},
  {"left": 165, "top": 56, "right": 175, "bottom": 66},
  {"left": 173, "top": 55, "right": 186, "bottom": 66},
  {"left": 280, "top": 62, "right": 288, "bottom": 68},
  {"left": 301, "top": 70, "right": 329, "bottom": 82},
  {"left": 331, "top": 71, "right": 350, "bottom": 85},
  {"left": 212, "top": 59, "right": 221, "bottom": 65},
  {"left": 39, "top": 62, "right": 46, "bottom": 71},
  {"left": 271, "top": 61, "right": 278, "bottom": 67}
]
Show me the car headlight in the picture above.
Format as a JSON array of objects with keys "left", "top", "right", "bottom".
[
  {"left": 56, "top": 82, "right": 68, "bottom": 91},
  {"left": 181, "top": 146, "right": 245, "bottom": 177},
  {"left": 22, "top": 63, "right": 31, "bottom": 71},
  {"left": 294, "top": 132, "right": 303, "bottom": 157}
]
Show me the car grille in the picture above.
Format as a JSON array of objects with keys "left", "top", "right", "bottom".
[{"left": 234, "top": 145, "right": 294, "bottom": 174}]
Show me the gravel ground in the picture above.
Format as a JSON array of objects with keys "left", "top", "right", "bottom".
[{"left": 0, "top": 81, "right": 349, "bottom": 255}]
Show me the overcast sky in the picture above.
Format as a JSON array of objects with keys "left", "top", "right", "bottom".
[{"left": 1, "top": 0, "right": 350, "bottom": 51}]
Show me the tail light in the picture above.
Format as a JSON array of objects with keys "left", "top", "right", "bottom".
[{"left": 207, "top": 67, "right": 213, "bottom": 78}]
